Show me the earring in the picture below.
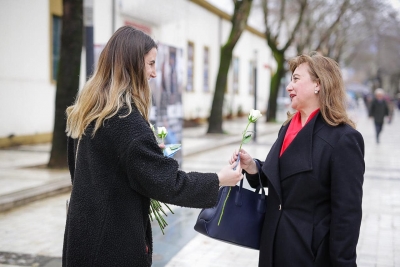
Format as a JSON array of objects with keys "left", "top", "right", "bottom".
[{"left": 314, "top": 90, "right": 319, "bottom": 94}]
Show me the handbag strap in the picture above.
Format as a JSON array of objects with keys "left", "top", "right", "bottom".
[
  {"left": 253, "top": 159, "right": 265, "bottom": 196},
  {"left": 233, "top": 154, "right": 266, "bottom": 197},
  {"left": 236, "top": 158, "right": 266, "bottom": 205}
]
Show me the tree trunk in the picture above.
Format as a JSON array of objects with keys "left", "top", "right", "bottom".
[
  {"left": 266, "top": 51, "right": 285, "bottom": 122},
  {"left": 262, "top": 0, "right": 307, "bottom": 122},
  {"left": 207, "top": 0, "right": 253, "bottom": 134},
  {"left": 48, "top": 0, "right": 83, "bottom": 168},
  {"left": 207, "top": 47, "right": 233, "bottom": 133}
]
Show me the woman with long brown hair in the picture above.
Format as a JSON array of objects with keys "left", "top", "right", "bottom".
[
  {"left": 231, "top": 52, "right": 365, "bottom": 266},
  {"left": 63, "top": 26, "right": 243, "bottom": 267}
]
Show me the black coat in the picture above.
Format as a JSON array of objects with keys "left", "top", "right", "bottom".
[
  {"left": 247, "top": 113, "right": 364, "bottom": 267},
  {"left": 369, "top": 98, "right": 389, "bottom": 124},
  {"left": 62, "top": 107, "right": 219, "bottom": 267}
]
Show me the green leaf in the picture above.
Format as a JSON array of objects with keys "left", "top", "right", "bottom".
[
  {"left": 242, "top": 133, "right": 252, "bottom": 144},
  {"left": 169, "top": 144, "right": 181, "bottom": 150}
]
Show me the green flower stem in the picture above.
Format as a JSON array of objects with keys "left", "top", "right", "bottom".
[
  {"left": 217, "top": 187, "right": 231, "bottom": 226},
  {"left": 239, "top": 121, "right": 251, "bottom": 152},
  {"left": 218, "top": 120, "right": 252, "bottom": 226},
  {"left": 149, "top": 199, "right": 174, "bottom": 234}
]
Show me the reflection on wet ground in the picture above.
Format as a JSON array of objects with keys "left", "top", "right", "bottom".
[{"left": 152, "top": 206, "right": 200, "bottom": 267}]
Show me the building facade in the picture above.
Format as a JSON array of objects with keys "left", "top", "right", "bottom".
[{"left": 0, "top": 0, "right": 273, "bottom": 147}]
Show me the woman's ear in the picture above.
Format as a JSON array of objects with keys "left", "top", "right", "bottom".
[{"left": 314, "top": 81, "right": 320, "bottom": 94}]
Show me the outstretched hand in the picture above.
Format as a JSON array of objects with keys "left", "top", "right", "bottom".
[
  {"left": 229, "top": 149, "right": 258, "bottom": 174},
  {"left": 217, "top": 162, "right": 243, "bottom": 187}
]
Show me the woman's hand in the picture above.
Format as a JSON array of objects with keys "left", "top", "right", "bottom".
[
  {"left": 229, "top": 149, "right": 258, "bottom": 174},
  {"left": 217, "top": 163, "right": 243, "bottom": 187},
  {"left": 158, "top": 143, "right": 166, "bottom": 150}
]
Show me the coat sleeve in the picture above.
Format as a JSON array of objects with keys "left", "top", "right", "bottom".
[
  {"left": 329, "top": 129, "right": 365, "bottom": 266},
  {"left": 121, "top": 134, "right": 220, "bottom": 209},
  {"left": 245, "top": 159, "right": 268, "bottom": 188}
]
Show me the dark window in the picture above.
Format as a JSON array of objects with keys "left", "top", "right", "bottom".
[
  {"left": 52, "top": 15, "right": 62, "bottom": 81},
  {"left": 187, "top": 42, "right": 194, "bottom": 91}
]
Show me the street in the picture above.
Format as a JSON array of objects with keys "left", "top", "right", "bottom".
[{"left": 0, "top": 103, "right": 399, "bottom": 266}]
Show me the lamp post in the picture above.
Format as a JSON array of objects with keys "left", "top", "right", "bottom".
[
  {"left": 84, "top": 0, "right": 94, "bottom": 79},
  {"left": 253, "top": 50, "right": 258, "bottom": 142}
]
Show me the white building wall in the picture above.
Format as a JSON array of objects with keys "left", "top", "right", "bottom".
[
  {"left": 94, "top": 0, "right": 272, "bottom": 120},
  {"left": 0, "top": 0, "right": 55, "bottom": 137},
  {"left": 181, "top": 2, "right": 225, "bottom": 119},
  {"left": 0, "top": 0, "right": 272, "bottom": 140}
]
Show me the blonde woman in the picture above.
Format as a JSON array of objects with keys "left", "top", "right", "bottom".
[
  {"left": 63, "top": 26, "right": 243, "bottom": 267},
  {"left": 231, "top": 52, "right": 365, "bottom": 266}
]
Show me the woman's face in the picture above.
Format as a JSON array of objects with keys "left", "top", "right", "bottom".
[
  {"left": 144, "top": 47, "right": 157, "bottom": 80},
  {"left": 286, "top": 63, "right": 320, "bottom": 113}
]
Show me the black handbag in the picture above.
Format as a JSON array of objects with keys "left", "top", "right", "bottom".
[{"left": 194, "top": 160, "right": 266, "bottom": 250}]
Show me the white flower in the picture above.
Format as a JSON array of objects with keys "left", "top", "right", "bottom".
[
  {"left": 248, "top": 109, "right": 262, "bottom": 123},
  {"left": 150, "top": 123, "right": 155, "bottom": 132},
  {"left": 157, "top": 127, "right": 168, "bottom": 139}
]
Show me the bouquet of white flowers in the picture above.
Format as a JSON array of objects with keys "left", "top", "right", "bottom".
[{"left": 149, "top": 125, "right": 181, "bottom": 234}]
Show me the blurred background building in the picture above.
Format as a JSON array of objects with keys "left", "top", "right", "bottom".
[{"left": 0, "top": 0, "right": 273, "bottom": 147}]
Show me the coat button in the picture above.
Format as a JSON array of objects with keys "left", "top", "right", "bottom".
[{"left": 279, "top": 204, "right": 282, "bottom": 210}]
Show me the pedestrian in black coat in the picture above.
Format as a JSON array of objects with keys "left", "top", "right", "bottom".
[
  {"left": 230, "top": 52, "right": 365, "bottom": 266},
  {"left": 62, "top": 26, "right": 243, "bottom": 267},
  {"left": 369, "top": 88, "right": 389, "bottom": 143}
]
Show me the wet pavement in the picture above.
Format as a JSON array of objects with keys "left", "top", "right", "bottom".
[{"left": 1, "top": 103, "right": 400, "bottom": 266}]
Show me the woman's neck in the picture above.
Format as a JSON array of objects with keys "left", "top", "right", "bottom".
[{"left": 299, "top": 107, "right": 319, "bottom": 126}]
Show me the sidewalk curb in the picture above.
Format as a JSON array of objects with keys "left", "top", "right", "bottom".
[
  {"left": 0, "top": 179, "right": 71, "bottom": 212},
  {"left": 0, "top": 126, "right": 280, "bottom": 212}
]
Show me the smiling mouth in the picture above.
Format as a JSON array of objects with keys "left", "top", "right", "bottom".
[{"left": 289, "top": 94, "right": 296, "bottom": 99}]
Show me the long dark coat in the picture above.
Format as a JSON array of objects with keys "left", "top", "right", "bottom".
[
  {"left": 62, "top": 107, "right": 219, "bottom": 267},
  {"left": 369, "top": 98, "right": 389, "bottom": 124},
  {"left": 247, "top": 112, "right": 364, "bottom": 267}
]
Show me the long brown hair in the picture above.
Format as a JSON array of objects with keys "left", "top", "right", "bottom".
[
  {"left": 66, "top": 26, "right": 157, "bottom": 138},
  {"left": 286, "top": 52, "right": 355, "bottom": 129}
]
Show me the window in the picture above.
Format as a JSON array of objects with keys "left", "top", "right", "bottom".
[
  {"left": 233, "top": 57, "right": 239, "bottom": 94},
  {"left": 52, "top": 15, "right": 62, "bottom": 81},
  {"left": 249, "top": 61, "right": 255, "bottom": 95},
  {"left": 186, "top": 42, "right": 194, "bottom": 92},
  {"left": 203, "top": 47, "right": 210, "bottom": 92}
]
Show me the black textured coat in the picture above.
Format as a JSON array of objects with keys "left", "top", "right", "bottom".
[
  {"left": 62, "top": 107, "right": 219, "bottom": 267},
  {"left": 247, "top": 113, "right": 364, "bottom": 267}
]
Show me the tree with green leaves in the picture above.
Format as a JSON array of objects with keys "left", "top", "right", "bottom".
[
  {"left": 207, "top": 0, "right": 253, "bottom": 133},
  {"left": 48, "top": 0, "right": 83, "bottom": 168}
]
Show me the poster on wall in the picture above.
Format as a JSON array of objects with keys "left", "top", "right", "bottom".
[
  {"left": 149, "top": 43, "right": 184, "bottom": 164},
  {"left": 93, "top": 41, "right": 184, "bottom": 163}
]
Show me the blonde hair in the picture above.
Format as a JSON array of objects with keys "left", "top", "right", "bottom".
[
  {"left": 66, "top": 26, "right": 157, "bottom": 138},
  {"left": 285, "top": 52, "right": 355, "bottom": 129}
]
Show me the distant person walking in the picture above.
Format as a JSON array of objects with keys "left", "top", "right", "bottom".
[{"left": 369, "top": 88, "right": 389, "bottom": 143}]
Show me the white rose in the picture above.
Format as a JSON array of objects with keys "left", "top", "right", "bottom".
[
  {"left": 248, "top": 109, "right": 262, "bottom": 123},
  {"left": 157, "top": 127, "right": 168, "bottom": 138}
]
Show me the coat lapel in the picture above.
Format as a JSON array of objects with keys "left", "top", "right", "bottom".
[
  {"left": 279, "top": 113, "right": 321, "bottom": 179},
  {"left": 262, "top": 113, "right": 324, "bottom": 200},
  {"left": 262, "top": 124, "right": 287, "bottom": 202}
]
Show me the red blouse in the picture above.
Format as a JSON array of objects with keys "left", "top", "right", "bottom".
[{"left": 280, "top": 109, "right": 320, "bottom": 157}]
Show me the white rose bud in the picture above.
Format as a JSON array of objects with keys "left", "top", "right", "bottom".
[
  {"left": 157, "top": 127, "right": 168, "bottom": 139},
  {"left": 248, "top": 109, "right": 262, "bottom": 123}
]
